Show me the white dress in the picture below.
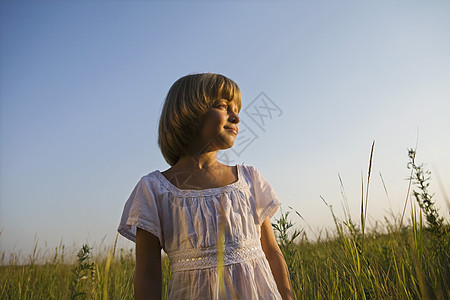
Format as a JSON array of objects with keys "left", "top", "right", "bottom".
[{"left": 118, "top": 164, "right": 282, "bottom": 300}]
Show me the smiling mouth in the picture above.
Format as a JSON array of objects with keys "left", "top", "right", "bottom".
[{"left": 224, "top": 127, "right": 238, "bottom": 135}]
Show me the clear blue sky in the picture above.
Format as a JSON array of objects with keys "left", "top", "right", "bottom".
[{"left": 1, "top": 0, "right": 449, "bottom": 257}]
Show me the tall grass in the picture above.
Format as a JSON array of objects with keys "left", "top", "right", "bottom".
[
  {"left": 271, "top": 146, "right": 449, "bottom": 300},
  {"left": 1, "top": 147, "right": 448, "bottom": 299}
]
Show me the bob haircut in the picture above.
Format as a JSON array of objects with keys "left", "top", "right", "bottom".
[{"left": 158, "top": 73, "right": 242, "bottom": 166}]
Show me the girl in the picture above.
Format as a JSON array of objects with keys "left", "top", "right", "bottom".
[{"left": 118, "top": 73, "right": 293, "bottom": 300}]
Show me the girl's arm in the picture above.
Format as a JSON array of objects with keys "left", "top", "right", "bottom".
[
  {"left": 135, "top": 227, "right": 162, "bottom": 300},
  {"left": 261, "top": 217, "right": 294, "bottom": 300}
]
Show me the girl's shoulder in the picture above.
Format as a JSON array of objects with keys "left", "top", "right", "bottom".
[
  {"left": 132, "top": 170, "right": 165, "bottom": 193},
  {"left": 239, "top": 164, "right": 260, "bottom": 178},
  {"left": 135, "top": 165, "right": 261, "bottom": 195},
  {"left": 132, "top": 165, "right": 268, "bottom": 200},
  {"left": 139, "top": 170, "right": 160, "bottom": 183}
]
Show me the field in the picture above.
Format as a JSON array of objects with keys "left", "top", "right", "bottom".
[{"left": 1, "top": 148, "right": 448, "bottom": 299}]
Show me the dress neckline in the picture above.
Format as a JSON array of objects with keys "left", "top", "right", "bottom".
[{"left": 154, "top": 164, "right": 243, "bottom": 196}]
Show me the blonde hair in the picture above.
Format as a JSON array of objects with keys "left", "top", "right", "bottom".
[{"left": 158, "top": 73, "right": 242, "bottom": 166}]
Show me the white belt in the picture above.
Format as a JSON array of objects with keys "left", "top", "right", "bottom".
[{"left": 168, "top": 240, "right": 265, "bottom": 272}]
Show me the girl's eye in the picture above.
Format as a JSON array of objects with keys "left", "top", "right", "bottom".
[{"left": 216, "top": 103, "right": 227, "bottom": 110}]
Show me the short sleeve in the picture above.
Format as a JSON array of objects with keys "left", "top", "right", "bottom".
[
  {"left": 117, "top": 176, "right": 163, "bottom": 245},
  {"left": 250, "top": 166, "right": 281, "bottom": 224}
]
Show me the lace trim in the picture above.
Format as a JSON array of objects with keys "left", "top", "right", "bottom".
[
  {"left": 154, "top": 164, "right": 246, "bottom": 197},
  {"left": 168, "top": 240, "right": 265, "bottom": 272}
]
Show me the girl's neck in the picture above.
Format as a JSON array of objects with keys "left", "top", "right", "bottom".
[
  {"left": 175, "top": 152, "right": 221, "bottom": 171},
  {"left": 162, "top": 151, "right": 237, "bottom": 190}
]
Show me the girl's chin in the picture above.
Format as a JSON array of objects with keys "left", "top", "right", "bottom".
[
  {"left": 220, "top": 144, "right": 234, "bottom": 150},
  {"left": 218, "top": 139, "right": 236, "bottom": 150},
  {"left": 213, "top": 143, "right": 234, "bottom": 151}
]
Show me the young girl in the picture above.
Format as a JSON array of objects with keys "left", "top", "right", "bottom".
[{"left": 118, "top": 73, "right": 293, "bottom": 300}]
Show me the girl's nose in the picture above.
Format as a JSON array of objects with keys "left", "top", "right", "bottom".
[{"left": 229, "top": 112, "right": 240, "bottom": 124}]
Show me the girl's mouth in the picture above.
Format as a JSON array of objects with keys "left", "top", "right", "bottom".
[{"left": 224, "top": 127, "right": 238, "bottom": 135}]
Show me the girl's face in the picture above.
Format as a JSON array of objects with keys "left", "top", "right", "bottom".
[{"left": 197, "top": 98, "right": 240, "bottom": 152}]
